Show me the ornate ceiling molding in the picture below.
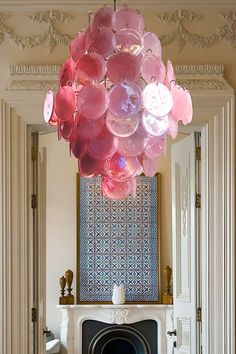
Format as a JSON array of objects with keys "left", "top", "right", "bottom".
[
  {"left": 7, "top": 64, "right": 231, "bottom": 92},
  {"left": 0, "top": 10, "right": 74, "bottom": 52},
  {"left": 157, "top": 10, "right": 236, "bottom": 51},
  {"left": 0, "top": 9, "right": 235, "bottom": 53}
]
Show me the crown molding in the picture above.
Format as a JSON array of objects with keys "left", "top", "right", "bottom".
[
  {"left": 7, "top": 64, "right": 232, "bottom": 92},
  {"left": 9, "top": 64, "right": 60, "bottom": 76},
  {"left": 9, "top": 63, "right": 225, "bottom": 76},
  {"left": 174, "top": 64, "right": 224, "bottom": 75}
]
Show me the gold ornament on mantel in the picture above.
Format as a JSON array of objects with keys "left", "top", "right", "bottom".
[
  {"left": 59, "top": 275, "right": 67, "bottom": 305},
  {"left": 162, "top": 265, "right": 173, "bottom": 304},
  {"left": 65, "top": 269, "right": 75, "bottom": 305},
  {"left": 59, "top": 270, "right": 75, "bottom": 305}
]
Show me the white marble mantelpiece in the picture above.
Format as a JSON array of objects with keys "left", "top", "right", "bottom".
[{"left": 57, "top": 304, "right": 174, "bottom": 354}]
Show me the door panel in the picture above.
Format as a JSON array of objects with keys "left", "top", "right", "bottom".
[
  {"left": 31, "top": 132, "right": 47, "bottom": 354},
  {"left": 172, "top": 134, "right": 196, "bottom": 354},
  {"left": 38, "top": 141, "right": 47, "bottom": 354}
]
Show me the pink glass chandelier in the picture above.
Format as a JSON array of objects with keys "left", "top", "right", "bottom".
[{"left": 43, "top": 4, "right": 193, "bottom": 200}]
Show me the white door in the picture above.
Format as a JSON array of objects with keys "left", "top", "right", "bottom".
[
  {"left": 171, "top": 133, "right": 200, "bottom": 353},
  {"left": 31, "top": 132, "right": 47, "bottom": 354}
]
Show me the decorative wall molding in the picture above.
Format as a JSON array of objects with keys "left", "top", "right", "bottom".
[
  {"left": 178, "top": 79, "right": 228, "bottom": 90},
  {"left": 0, "top": 9, "right": 236, "bottom": 52},
  {"left": 28, "top": 10, "right": 74, "bottom": 52},
  {"left": 157, "top": 10, "right": 236, "bottom": 51},
  {"left": 7, "top": 64, "right": 231, "bottom": 92},
  {"left": 9, "top": 79, "right": 58, "bottom": 91},
  {"left": 0, "top": 10, "right": 74, "bottom": 52},
  {"left": 106, "top": 308, "right": 135, "bottom": 325},
  {"left": 0, "top": 12, "right": 42, "bottom": 49}
]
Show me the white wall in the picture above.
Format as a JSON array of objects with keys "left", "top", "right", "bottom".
[{"left": 39, "top": 132, "right": 77, "bottom": 338}]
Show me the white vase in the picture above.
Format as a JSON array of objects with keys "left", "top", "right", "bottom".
[{"left": 112, "top": 284, "right": 125, "bottom": 305}]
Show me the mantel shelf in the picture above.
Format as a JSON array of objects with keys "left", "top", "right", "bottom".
[{"left": 57, "top": 304, "right": 173, "bottom": 309}]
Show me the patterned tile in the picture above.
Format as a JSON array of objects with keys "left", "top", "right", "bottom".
[{"left": 79, "top": 175, "right": 160, "bottom": 302}]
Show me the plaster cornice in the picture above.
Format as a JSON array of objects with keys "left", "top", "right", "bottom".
[
  {"left": 9, "top": 64, "right": 225, "bottom": 76},
  {"left": 7, "top": 64, "right": 232, "bottom": 92}
]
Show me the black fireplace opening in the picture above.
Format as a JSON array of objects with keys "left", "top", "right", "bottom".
[
  {"left": 82, "top": 320, "right": 157, "bottom": 354},
  {"left": 102, "top": 338, "right": 136, "bottom": 354}
]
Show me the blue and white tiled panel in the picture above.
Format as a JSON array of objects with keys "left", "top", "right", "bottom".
[{"left": 79, "top": 175, "right": 159, "bottom": 302}]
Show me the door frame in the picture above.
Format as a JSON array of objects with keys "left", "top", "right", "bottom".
[{"left": 0, "top": 64, "right": 234, "bottom": 354}]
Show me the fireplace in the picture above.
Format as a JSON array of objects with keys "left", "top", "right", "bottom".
[
  {"left": 83, "top": 320, "right": 157, "bottom": 354},
  {"left": 57, "top": 304, "right": 173, "bottom": 354}
]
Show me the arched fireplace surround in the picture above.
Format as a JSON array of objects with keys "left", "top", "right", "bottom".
[{"left": 84, "top": 320, "right": 156, "bottom": 354}]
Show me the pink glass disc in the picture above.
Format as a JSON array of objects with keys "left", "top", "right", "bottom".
[
  {"left": 106, "top": 111, "right": 140, "bottom": 137},
  {"left": 69, "top": 131, "right": 88, "bottom": 159},
  {"left": 106, "top": 52, "right": 140, "bottom": 83},
  {"left": 118, "top": 127, "right": 146, "bottom": 157},
  {"left": 171, "top": 84, "right": 193, "bottom": 125},
  {"left": 115, "top": 28, "right": 143, "bottom": 55},
  {"left": 145, "top": 134, "right": 167, "bottom": 159},
  {"left": 141, "top": 56, "right": 166, "bottom": 84},
  {"left": 88, "top": 27, "right": 115, "bottom": 58},
  {"left": 142, "top": 154, "right": 159, "bottom": 177},
  {"left": 76, "top": 114, "right": 105, "bottom": 139},
  {"left": 55, "top": 86, "right": 76, "bottom": 121},
  {"left": 142, "top": 110, "right": 169, "bottom": 136},
  {"left": 78, "top": 153, "right": 99, "bottom": 177},
  {"left": 57, "top": 119, "right": 62, "bottom": 141},
  {"left": 143, "top": 82, "right": 173, "bottom": 117},
  {"left": 92, "top": 6, "right": 115, "bottom": 30},
  {"left": 58, "top": 117, "right": 74, "bottom": 140},
  {"left": 43, "top": 90, "right": 54, "bottom": 124},
  {"left": 109, "top": 82, "right": 142, "bottom": 118},
  {"left": 136, "top": 52, "right": 144, "bottom": 64},
  {"left": 59, "top": 58, "right": 75, "bottom": 87},
  {"left": 101, "top": 176, "right": 135, "bottom": 200},
  {"left": 70, "top": 31, "right": 88, "bottom": 63},
  {"left": 75, "top": 53, "right": 106, "bottom": 85},
  {"left": 88, "top": 127, "right": 118, "bottom": 160},
  {"left": 142, "top": 32, "right": 162, "bottom": 58},
  {"left": 168, "top": 114, "right": 178, "bottom": 139},
  {"left": 77, "top": 83, "right": 109, "bottom": 119},
  {"left": 114, "top": 7, "right": 145, "bottom": 34},
  {"left": 165, "top": 60, "right": 176, "bottom": 89},
  {"left": 105, "top": 153, "right": 141, "bottom": 182},
  {"left": 49, "top": 111, "right": 59, "bottom": 127}
]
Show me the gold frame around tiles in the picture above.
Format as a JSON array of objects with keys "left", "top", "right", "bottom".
[{"left": 76, "top": 173, "right": 161, "bottom": 304}]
